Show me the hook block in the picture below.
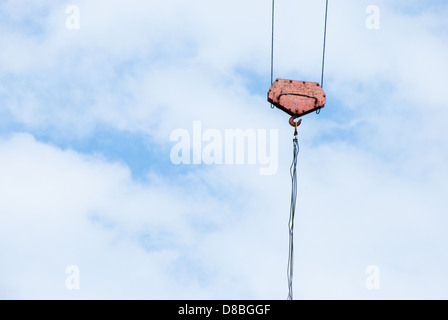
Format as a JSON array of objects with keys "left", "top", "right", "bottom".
[{"left": 268, "top": 79, "right": 326, "bottom": 118}]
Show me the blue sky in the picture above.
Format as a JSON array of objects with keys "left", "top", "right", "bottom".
[{"left": 0, "top": 0, "right": 448, "bottom": 299}]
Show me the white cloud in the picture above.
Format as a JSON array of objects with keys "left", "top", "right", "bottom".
[{"left": 0, "top": 133, "right": 290, "bottom": 299}]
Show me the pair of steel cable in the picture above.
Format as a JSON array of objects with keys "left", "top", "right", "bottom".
[{"left": 270, "top": 0, "right": 328, "bottom": 89}]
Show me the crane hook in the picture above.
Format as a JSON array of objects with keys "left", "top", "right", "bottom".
[{"left": 289, "top": 116, "right": 302, "bottom": 128}]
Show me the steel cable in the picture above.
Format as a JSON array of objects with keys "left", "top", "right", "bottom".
[{"left": 287, "top": 130, "right": 299, "bottom": 300}]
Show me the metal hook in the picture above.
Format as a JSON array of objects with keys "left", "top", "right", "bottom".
[{"left": 289, "top": 116, "right": 302, "bottom": 128}]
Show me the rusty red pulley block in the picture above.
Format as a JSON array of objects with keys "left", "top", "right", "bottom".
[{"left": 268, "top": 79, "right": 326, "bottom": 126}]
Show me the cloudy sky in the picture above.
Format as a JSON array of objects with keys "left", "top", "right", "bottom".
[{"left": 0, "top": 0, "right": 447, "bottom": 300}]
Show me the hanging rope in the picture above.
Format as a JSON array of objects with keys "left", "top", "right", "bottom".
[
  {"left": 270, "top": 0, "right": 275, "bottom": 109},
  {"left": 320, "top": 0, "right": 329, "bottom": 89},
  {"left": 287, "top": 123, "right": 300, "bottom": 300},
  {"left": 317, "top": 0, "right": 329, "bottom": 115}
]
